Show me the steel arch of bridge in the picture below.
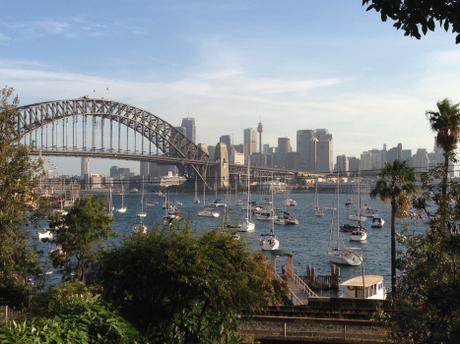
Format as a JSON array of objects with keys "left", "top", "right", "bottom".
[{"left": 16, "top": 97, "right": 210, "bottom": 180}]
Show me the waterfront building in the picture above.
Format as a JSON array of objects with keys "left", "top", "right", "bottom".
[
  {"left": 81, "top": 157, "right": 90, "bottom": 177},
  {"left": 348, "top": 157, "right": 360, "bottom": 174},
  {"left": 336, "top": 155, "right": 349, "bottom": 175},
  {"left": 251, "top": 152, "right": 267, "bottom": 167},
  {"left": 140, "top": 161, "right": 149, "bottom": 179},
  {"left": 109, "top": 166, "right": 134, "bottom": 180},
  {"left": 230, "top": 148, "right": 245, "bottom": 165},
  {"left": 276, "top": 137, "right": 292, "bottom": 169},
  {"left": 410, "top": 149, "right": 429, "bottom": 172},
  {"left": 181, "top": 117, "right": 196, "bottom": 143},
  {"left": 244, "top": 128, "right": 257, "bottom": 163}
]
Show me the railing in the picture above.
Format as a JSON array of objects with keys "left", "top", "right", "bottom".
[
  {"left": 285, "top": 269, "right": 318, "bottom": 298},
  {"left": 274, "top": 273, "right": 304, "bottom": 305},
  {"left": 0, "top": 305, "right": 24, "bottom": 325}
]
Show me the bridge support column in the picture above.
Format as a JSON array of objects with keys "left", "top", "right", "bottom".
[{"left": 211, "top": 142, "right": 229, "bottom": 190}]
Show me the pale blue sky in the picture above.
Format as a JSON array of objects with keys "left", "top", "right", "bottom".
[{"left": 1, "top": 1, "right": 459, "bottom": 175}]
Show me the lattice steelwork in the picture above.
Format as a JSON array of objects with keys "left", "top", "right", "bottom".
[{"left": 16, "top": 97, "right": 210, "bottom": 180}]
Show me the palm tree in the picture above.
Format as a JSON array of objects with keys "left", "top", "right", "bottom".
[
  {"left": 426, "top": 98, "right": 460, "bottom": 221},
  {"left": 371, "top": 160, "right": 417, "bottom": 295}
]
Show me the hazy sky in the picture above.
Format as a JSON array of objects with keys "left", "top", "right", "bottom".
[{"left": 1, "top": 1, "right": 459, "bottom": 175}]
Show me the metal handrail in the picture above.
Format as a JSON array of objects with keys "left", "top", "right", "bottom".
[{"left": 285, "top": 269, "right": 318, "bottom": 298}]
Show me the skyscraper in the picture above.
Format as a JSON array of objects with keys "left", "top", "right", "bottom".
[
  {"left": 243, "top": 128, "right": 257, "bottom": 163},
  {"left": 219, "top": 135, "right": 232, "bottom": 150},
  {"left": 315, "top": 129, "right": 333, "bottom": 173},
  {"left": 181, "top": 117, "right": 196, "bottom": 143},
  {"left": 336, "top": 155, "right": 349, "bottom": 175},
  {"left": 81, "top": 157, "right": 90, "bottom": 177},
  {"left": 296, "top": 129, "right": 315, "bottom": 170},
  {"left": 277, "top": 137, "right": 292, "bottom": 168}
]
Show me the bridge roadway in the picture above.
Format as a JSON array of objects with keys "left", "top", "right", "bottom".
[{"left": 29, "top": 148, "right": 318, "bottom": 178}]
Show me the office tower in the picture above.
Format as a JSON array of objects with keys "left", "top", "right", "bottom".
[
  {"left": 401, "top": 149, "right": 412, "bottom": 162},
  {"left": 175, "top": 126, "right": 186, "bottom": 136},
  {"left": 243, "top": 128, "right": 257, "bottom": 163},
  {"left": 81, "top": 157, "right": 90, "bottom": 177},
  {"left": 316, "top": 129, "right": 333, "bottom": 173},
  {"left": 296, "top": 129, "right": 316, "bottom": 170},
  {"left": 257, "top": 122, "right": 263, "bottom": 153},
  {"left": 359, "top": 152, "right": 372, "bottom": 171},
  {"left": 386, "top": 143, "right": 402, "bottom": 163},
  {"left": 140, "top": 161, "right": 149, "bottom": 178},
  {"left": 277, "top": 137, "right": 292, "bottom": 168},
  {"left": 336, "top": 155, "right": 349, "bottom": 175},
  {"left": 348, "top": 157, "right": 360, "bottom": 173},
  {"left": 219, "top": 135, "right": 232, "bottom": 150},
  {"left": 285, "top": 152, "right": 299, "bottom": 170},
  {"left": 233, "top": 143, "right": 244, "bottom": 153},
  {"left": 410, "top": 149, "right": 429, "bottom": 172},
  {"left": 181, "top": 117, "right": 196, "bottom": 143}
]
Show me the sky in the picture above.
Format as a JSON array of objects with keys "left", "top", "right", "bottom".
[{"left": 1, "top": 0, "right": 460, "bottom": 175}]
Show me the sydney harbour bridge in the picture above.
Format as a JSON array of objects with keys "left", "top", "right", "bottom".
[{"left": 16, "top": 97, "right": 309, "bottom": 188}]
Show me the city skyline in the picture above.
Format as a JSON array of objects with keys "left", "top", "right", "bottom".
[{"left": 2, "top": 1, "right": 460, "bottom": 174}]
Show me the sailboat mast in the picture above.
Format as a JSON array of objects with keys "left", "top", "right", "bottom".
[
  {"left": 121, "top": 181, "right": 124, "bottom": 208},
  {"left": 141, "top": 177, "right": 145, "bottom": 213},
  {"left": 336, "top": 172, "right": 340, "bottom": 245},
  {"left": 270, "top": 176, "right": 275, "bottom": 235},
  {"left": 247, "top": 155, "right": 251, "bottom": 220}
]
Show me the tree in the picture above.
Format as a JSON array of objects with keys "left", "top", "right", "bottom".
[
  {"left": 371, "top": 160, "right": 418, "bottom": 295},
  {"left": 0, "top": 87, "right": 43, "bottom": 302},
  {"left": 50, "top": 196, "right": 114, "bottom": 282},
  {"left": 362, "top": 0, "right": 460, "bottom": 44},
  {"left": 426, "top": 98, "right": 460, "bottom": 227},
  {"left": 95, "top": 227, "right": 284, "bottom": 343}
]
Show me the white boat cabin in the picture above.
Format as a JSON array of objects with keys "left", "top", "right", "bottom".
[{"left": 339, "top": 275, "right": 386, "bottom": 300}]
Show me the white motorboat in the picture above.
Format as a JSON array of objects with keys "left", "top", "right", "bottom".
[
  {"left": 211, "top": 199, "right": 226, "bottom": 208},
  {"left": 283, "top": 198, "right": 297, "bottom": 207},
  {"left": 362, "top": 205, "right": 377, "bottom": 218},
  {"left": 37, "top": 230, "right": 53, "bottom": 242},
  {"left": 239, "top": 217, "right": 255, "bottom": 232},
  {"left": 133, "top": 223, "right": 148, "bottom": 234},
  {"left": 255, "top": 210, "right": 275, "bottom": 221},
  {"left": 197, "top": 208, "right": 220, "bottom": 218},
  {"left": 348, "top": 213, "right": 367, "bottom": 222},
  {"left": 117, "top": 182, "right": 127, "bottom": 214},
  {"left": 274, "top": 211, "right": 299, "bottom": 225},
  {"left": 314, "top": 207, "right": 325, "bottom": 217},
  {"left": 349, "top": 229, "right": 368, "bottom": 242},
  {"left": 259, "top": 233, "right": 280, "bottom": 250},
  {"left": 371, "top": 216, "right": 385, "bottom": 228},
  {"left": 339, "top": 275, "right": 387, "bottom": 300},
  {"left": 259, "top": 182, "right": 280, "bottom": 251}
]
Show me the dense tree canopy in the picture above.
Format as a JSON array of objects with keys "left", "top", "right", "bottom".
[
  {"left": 50, "top": 196, "right": 114, "bottom": 282},
  {"left": 0, "top": 87, "right": 43, "bottom": 301},
  {"left": 95, "top": 227, "right": 284, "bottom": 343},
  {"left": 363, "top": 0, "right": 460, "bottom": 43}
]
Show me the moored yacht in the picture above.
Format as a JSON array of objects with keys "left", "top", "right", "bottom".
[{"left": 371, "top": 216, "right": 385, "bottom": 228}]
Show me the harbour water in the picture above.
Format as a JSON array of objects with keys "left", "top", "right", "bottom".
[{"left": 36, "top": 190, "right": 426, "bottom": 292}]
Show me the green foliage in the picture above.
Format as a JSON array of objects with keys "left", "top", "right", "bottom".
[
  {"left": 0, "top": 87, "right": 43, "bottom": 301},
  {"left": 96, "top": 226, "right": 283, "bottom": 343},
  {"left": 49, "top": 196, "right": 114, "bottom": 282},
  {"left": 0, "top": 283, "right": 143, "bottom": 343},
  {"left": 362, "top": 0, "right": 460, "bottom": 44},
  {"left": 371, "top": 160, "right": 418, "bottom": 294},
  {"left": 387, "top": 102, "right": 460, "bottom": 342}
]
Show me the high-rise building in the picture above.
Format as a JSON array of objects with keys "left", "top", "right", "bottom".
[
  {"left": 219, "top": 135, "right": 232, "bottom": 150},
  {"left": 243, "top": 128, "right": 257, "bottom": 163},
  {"left": 81, "top": 157, "right": 90, "bottom": 177},
  {"left": 316, "top": 129, "right": 333, "bottom": 173},
  {"left": 297, "top": 129, "right": 333, "bottom": 172},
  {"left": 360, "top": 152, "right": 372, "bottom": 171},
  {"left": 401, "top": 149, "right": 412, "bottom": 162},
  {"left": 175, "top": 126, "right": 186, "bottom": 136},
  {"left": 410, "top": 149, "right": 429, "bottom": 172},
  {"left": 348, "top": 157, "right": 360, "bottom": 173},
  {"left": 386, "top": 143, "right": 402, "bottom": 163},
  {"left": 336, "top": 155, "right": 349, "bottom": 175},
  {"left": 181, "top": 117, "right": 196, "bottom": 143},
  {"left": 140, "top": 161, "right": 149, "bottom": 179},
  {"left": 296, "top": 129, "right": 316, "bottom": 170},
  {"left": 276, "top": 137, "right": 292, "bottom": 168}
]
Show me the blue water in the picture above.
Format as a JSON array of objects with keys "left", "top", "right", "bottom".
[{"left": 35, "top": 191, "right": 426, "bottom": 291}]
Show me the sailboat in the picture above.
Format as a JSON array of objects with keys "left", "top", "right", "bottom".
[
  {"left": 137, "top": 178, "right": 147, "bottom": 219},
  {"left": 259, "top": 181, "right": 279, "bottom": 251},
  {"left": 239, "top": 156, "right": 255, "bottom": 232},
  {"left": 327, "top": 174, "right": 363, "bottom": 266},
  {"left": 107, "top": 187, "right": 114, "bottom": 216},
  {"left": 197, "top": 175, "right": 219, "bottom": 218},
  {"left": 193, "top": 177, "right": 201, "bottom": 204},
  {"left": 348, "top": 177, "right": 367, "bottom": 222},
  {"left": 116, "top": 182, "right": 127, "bottom": 214},
  {"left": 314, "top": 181, "right": 325, "bottom": 217}
]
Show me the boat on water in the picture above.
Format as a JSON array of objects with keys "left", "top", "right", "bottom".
[
  {"left": 274, "top": 211, "right": 299, "bottom": 225},
  {"left": 339, "top": 275, "right": 387, "bottom": 300},
  {"left": 116, "top": 182, "right": 127, "bottom": 214},
  {"left": 197, "top": 207, "right": 220, "bottom": 218},
  {"left": 239, "top": 158, "right": 256, "bottom": 232},
  {"left": 145, "top": 200, "right": 157, "bottom": 207},
  {"left": 283, "top": 198, "right": 297, "bottom": 207},
  {"left": 133, "top": 223, "right": 148, "bottom": 234},
  {"left": 259, "top": 182, "right": 280, "bottom": 251},
  {"left": 37, "top": 229, "right": 53, "bottom": 242},
  {"left": 211, "top": 199, "right": 226, "bottom": 208},
  {"left": 340, "top": 223, "right": 364, "bottom": 233},
  {"left": 371, "top": 216, "right": 385, "bottom": 228},
  {"left": 137, "top": 178, "right": 147, "bottom": 219},
  {"left": 314, "top": 181, "right": 325, "bottom": 217},
  {"left": 362, "top": 204, "right": 377, "bottom": 218},
  {"left": 349, "top": 228, "right": 368, "bottom": 242},
  {"left": 163, "top": 206, "right": 180, "bottom": 224},
  {"left": 327, "top": 174, "right": 363, "bottom": 266},
  {"left": 255, "top": 209, "right": 275, "bottom": 221}
]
